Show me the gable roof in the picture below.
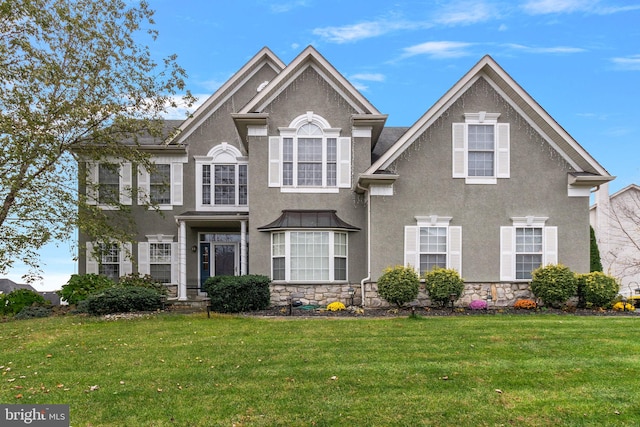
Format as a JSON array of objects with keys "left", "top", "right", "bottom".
[
  {"left": 172, "top": 47, "right": 286, "bottom": 146},
  {"left": 609, "top": 183, "right": 640, "bottom": 200},
  {"left": 364, "top": 55, "right": 612, "bottom": 183}
]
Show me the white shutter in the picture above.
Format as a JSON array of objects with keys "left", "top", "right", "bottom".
[
  {"left": 137, "top": 165, "right": 150, "bottom": 205},
  {"left": 404, "top": 226, "right": 419, "bottom": 273},
  {"left": 121, "top": 242, "right": 133, "bottom": 276},
  {"left": 496, "top": 123, "right": 510, "bottom": 178},
  {"left": 337, "top": 137, "right": 351, "bottom": 188},
  {"left": 86, "top": 242, "right": 98, "bottom": 274},
  {"left": 543, "top": 226, "right": 558, "bottom": 266},
  {"left": 138, "top": 242, "right": 150, "bottom": 275},
  {"left": 86, "top": 163, "right": 98, "bottom": 205},
  {"left": 500, "top": 227, "right": 515, "bottom": 281},
  {"left": 452, "top": 123, "right": 466, "bottom": 178},
  {"left": 171, "top": 163, "right": 183, "bottom": 206},
  {"left": 171, "top": 242, "right": 179, "bottom": 284},
  {"left": 268, "top": 136, "right": 281, "bottom": 187},
  {"left": 119, "top": 163, "right": 132, "bottom": 205},
  {"left": 448, "top": 226, "right": 462, "bottom": 275}
]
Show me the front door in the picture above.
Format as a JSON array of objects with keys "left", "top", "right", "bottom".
[{"left": 200, "top": 242, "right": 238, "bottom": 288}]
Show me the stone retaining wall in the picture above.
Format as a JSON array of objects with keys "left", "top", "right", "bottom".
[{"left": 270, "top": 282, "right": 534, "bottom": 308}]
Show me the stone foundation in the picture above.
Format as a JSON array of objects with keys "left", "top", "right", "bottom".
[{"left": 271, "top": 282, "right": 534, "bottom": 308}]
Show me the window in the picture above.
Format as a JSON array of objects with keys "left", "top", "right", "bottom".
[
  {"left": 271, "top": 231, "right": 348, "bottom": 282},
  {"left": 196, "top": 143, "right": 248, "bottom": 210},
  {"left": 515, "top": 228, "right": 542, "bottom": 280},
  {"left": 137, "top": 160, "right": 184, "bottom": 208},
  {"left": 500, "top": 217, "right": 557, "bottom": 281},
  {"left": 452, "top": 112, "right": 509, "bottom": 184},
  {"left": 202, "top": 164, "right": 248, "bottom": 206},
  {"left": 149, "top": 243, "right": 172, "bottom": 283},
  {"left": 404, "top": 217, "right": 462, "bottom": 275},
  {"left": 269, "top": 112, "right": 350, "bottom": 192},
  {"left": 98, "top": 164, "right": 119, "bottom": 204},
  {"left": 99, "top": 243, "right": 120, "bottom": 281},
  {"left": 86, "top": 242, "right": 132, "bottom": 278},
  {"left": 150, "top": 164, "right": 171, "bottom": 205},
  {"left": 419, "top": 227, "right": 448, "bottom": 274}
]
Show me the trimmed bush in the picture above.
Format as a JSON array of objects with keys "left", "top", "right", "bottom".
[
  {"left": 118, "top": 272, "right": 167, "bottom": 295},
  {"left": 202, "top": 275, "right": 271, "bottom": 313},
  {"left": 58, "top": 274, "right": 114, "bottom": 305},
  {"left": 15, "top": 305, "right": 53, "bottom": 320},
  {"left": 0, "top": 289, "right": 47, "bottom": 315},
  {"left": 576, "top": 272, "right": 619, "bottom": 308},
  {"left": 377, "top": 265, "right": 420, "bottom": 308},
  {"left": 423, "top": 267, "right": 464, "bottom": 308},
  {"left": 84, "top": 286, "right": 163, "bottom": 315},
  {"left": 530, "top": 264, "right": 577, "bottom": 308},
  {"left": 514, "top": 299, "right": 537, "bottom": 310}
]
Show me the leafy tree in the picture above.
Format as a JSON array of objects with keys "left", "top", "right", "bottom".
[
  {"left": 590, "top": 226, "right": 602, "bottom": 272},
  {"left": 0, "top": 0, "right": 194, "bottom": 279}
]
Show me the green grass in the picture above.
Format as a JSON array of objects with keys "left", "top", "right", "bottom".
[{"left": 1, "top": 313, "right": 639, "bottom": 426}]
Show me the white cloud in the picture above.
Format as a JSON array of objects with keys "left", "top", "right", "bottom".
[
  {"left": 401, "top": 41, "right": 474, "bottom": 59},
  {"left": 434, "top": 0, "right": 498, "bottom": 25},
  {"left": 505, "top": 43, "right": 586, "bottom": 53},
  {"left": 270, "top": 0, "right": 309, "bottom": 13},
  {"left": 611, "top": 55, "right": 640, "bottom": 70},
  {"left": 521, "top": 0, "right": 640, "bottom": 15},
  {"left": 313, "top": 20, "right": 431, "bottom": 44},
  {"left": 498, "top": 23, "right": 508, "bottom": 31},
  {"left": 161, "top": 94, "right": 207, "bottom": 120},
  {"left": 349, "top": 73, "right": 385, "bottom": 82}
]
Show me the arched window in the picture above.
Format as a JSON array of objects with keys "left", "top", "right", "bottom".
[
  {"left": 268, "top": 112, "right": 350, "bottom": 192},
  {"left": 195, "top": 143, "right": 248, "bottom": 210}
]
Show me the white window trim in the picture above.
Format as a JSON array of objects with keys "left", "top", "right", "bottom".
[
  {"left": 404, "top": 216, "right": 462, "bottom": 276},
  {"left": 268, "top": 112, "right": 351, "bottom": 192},
  {"left": 195, "top": 143, "right": 249, "bottom": 211},
  {"left": 500, "top": 216, "right": 557, "bottom": 282},
  {"left": 86, "top": 241, "right": 132, "bottom": 278},
  {"left": 138, "top": 234, "right": 178, "bottom": 284},
  {"left": 137, "top": 155, "right": 187, "bottom": 209},
  {"left": 452, "top": 112, "right": 509, "bottom": 184},
  {"left": 86, "top": 161, "right": 132, "bottom": 209},
  {"left": 270, "top": 230, "right": 348, "bottom": 283}
]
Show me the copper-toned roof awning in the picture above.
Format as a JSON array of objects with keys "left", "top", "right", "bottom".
[{"left": 258, "top": 210, "right": 360, "bottom": 231}]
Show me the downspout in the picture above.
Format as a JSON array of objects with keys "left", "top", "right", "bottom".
[{"left": 356, "top": 182, "right": 371, "bottom": 307}]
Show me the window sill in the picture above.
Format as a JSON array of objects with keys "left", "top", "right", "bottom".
[
  {"left": 280, "top": 187, "right": 340, "bottom": 194},
  {"left": 464, "top": 177, "right": 497, "bottom": 185}
]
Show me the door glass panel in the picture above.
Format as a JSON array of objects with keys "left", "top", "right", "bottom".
[{"left": 214, "top": 244, "right": 236, "bottom": 276}]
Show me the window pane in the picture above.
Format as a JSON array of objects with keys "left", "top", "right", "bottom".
[
  {"left": 150, "top": 264, "right": 171, "bottom": 283},
  {"left": 468, "top": 152, "right": 494, "bottom": 177},
  {"left": 202, "top": 165, "right": 211, "bottom": 205},
  {"left": 273, "top": 257, "right": 285, "bottom": 280},
  {"left": 468, "top": 124, "right": 495, "bottom": 177},
  {"left": 516, "top": 228, "right": 543, "bottom": 252},
  {"left": 150, "top": 164, "right": 171, "bottom": 204},
  {"left": 420, "top": 254, "right": 446, "bottom": 275},
  {"left": 214, "top": 165, "right": 236, "bottom": 205},
  {"left": 516, "top": 254, "right": 542, "bottom": 280},
  {"left": 334, "top": 257, "right": 346, "bottom": 281},
  {"left": 468, "top": 125, "right": 494, "bottom": 150},
  {"left": 98, "top": 164, "right": 119, "bottom": 204},
  {"left": 420, "top": 227, "right": 447, "bottom": 253},
  {"left": 298, "top": 163, "right": 322, "bottom": 186},
  {"left": 150, "top": 243, "right": 171, "bottom": 263},
  {"left": 290, "top": 231, "right": 329, "bottom": 280},
  {"left": 239, "top": 164, "right": 248, "bottom": 205}
]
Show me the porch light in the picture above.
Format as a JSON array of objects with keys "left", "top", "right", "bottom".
[{"left": 191, "top": 245, "right": 198, "bottom": 252}]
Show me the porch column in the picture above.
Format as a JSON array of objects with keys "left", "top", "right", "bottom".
[
  {"left": 178, "top": 220, "right": 187, "bottom": 300},
  {"left": 240, "top": 220, "right": 247, "bottom": 275}
]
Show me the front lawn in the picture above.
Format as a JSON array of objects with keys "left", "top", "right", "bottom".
[{"left": 1, "top": 313, "right": 638, "bottom": 426}]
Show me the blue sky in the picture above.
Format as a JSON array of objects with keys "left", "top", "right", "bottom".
[{"left": 9, "top": 0, "right": 640, "bottom": 290}]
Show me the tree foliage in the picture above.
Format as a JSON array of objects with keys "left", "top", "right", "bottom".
[
  {"left": 590, "top": 226, "right": 602, "bottom": 272},
  {"left": 0, "top": 0, "right": 193, "bottom": 278}
]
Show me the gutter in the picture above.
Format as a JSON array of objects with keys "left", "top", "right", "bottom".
[{"left": 356, "top": 182, "right": 371, "bottom": 307}]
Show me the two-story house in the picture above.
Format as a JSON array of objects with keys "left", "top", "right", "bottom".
[{"left": 79, "top": 46, "right": 613, "bottom": 307}]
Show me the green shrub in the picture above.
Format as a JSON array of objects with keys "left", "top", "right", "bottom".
[
  {"left": 576, "top": 272, "right": 619, "bottom": 308},
  {"left": 14, "top": 305, "right": 53, "bottom": 320},
  {"left": 423, "top": 267, "right": 464, "bottom": 308},
  {"left": 58, "top": 274, "right": 115, "bottom": 305},
  {"left": 84, "top": 286, "right": 162, "bottom": 315},
  {"left": 0, "top": 289, "right": 47, "bottom": 315},
  {"left": 202, "top": 275, "right": 271, "bottom": 313},
  {"left": 377, "top": 265, "right": 420, "bottom": 308},
  {"left": 118, "top": 272, "right": 167, "bottom": 295},
  {"left": 530, "top": 264, "right": 577, "bottom": 307}
]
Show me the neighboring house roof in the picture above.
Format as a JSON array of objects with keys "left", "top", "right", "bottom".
[
  {"left": 590, "top": 184, "right": 640, "bottom": 211},
  {"left": 0, "top": 279, "right": 36, "bottom": 294},
  {"left": 257, "top": 210, "right": 361, "bottom": 231},
  {"left": 363, "top": 55, "right": 613, "bottom": 186},
  {"left": 173, "top": 47, "right": 286, "bottom": 147}
]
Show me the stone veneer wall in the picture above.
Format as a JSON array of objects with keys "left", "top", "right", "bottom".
[{"left": 270, "top": 282, "right": 534, "bottom": 308}]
